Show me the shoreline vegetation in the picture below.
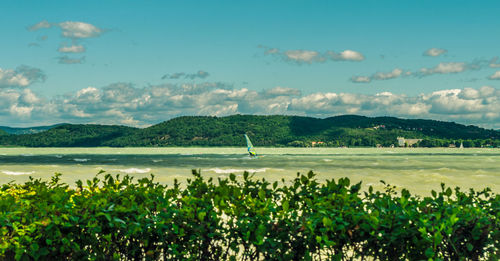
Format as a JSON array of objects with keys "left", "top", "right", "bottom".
[
  {"left": 1, "top": 115, "right": 499, "bottom": 148},
  {"left": 1, "top": 171, "right": 498, "bottom": 260}
]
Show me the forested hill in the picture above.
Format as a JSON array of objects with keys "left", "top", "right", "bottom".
[
  {"left": 0, "top": 124, "right": 138, "bottom": 147},
  {"left": 0, "top": 115, "right": 498, "bottom": 147},
  {"left": 0, "top": 124, "right": 65, "bottom": 135}
]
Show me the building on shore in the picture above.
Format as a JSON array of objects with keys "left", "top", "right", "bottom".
[
  {"left": 311, "top": 141, "right": 324, "bottom": 147},
  {"left": 397, "top": 137, "right": 422, "bottom": 147}
]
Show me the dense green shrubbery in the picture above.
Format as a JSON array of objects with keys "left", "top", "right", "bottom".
[{"left": 0, "top": 171, "right": 499, "bottom": 260}]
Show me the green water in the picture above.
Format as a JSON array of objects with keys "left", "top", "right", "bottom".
[{"left": 0, "top": 147, "right": 498, "bottom": 195}]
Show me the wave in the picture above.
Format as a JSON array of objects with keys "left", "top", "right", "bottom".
[
  {"left": 73, "top": 158, "right": 90, "bottom": 162},
  {"left": 2, "top": 170, "right": 35, "bottom": 175},
  {"left": 116, "top": 168, "right": 152, "bottom": 174},
  {"left": 207, "top": 168, "right": 269, "bottom": 174}
]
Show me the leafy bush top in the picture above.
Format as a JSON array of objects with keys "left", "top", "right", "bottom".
[{"left": 0, "top": 171, "right": 499, "bottom": 260}]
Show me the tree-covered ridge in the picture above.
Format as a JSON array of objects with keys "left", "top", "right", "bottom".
[
  {"left": 0, "top": 124, "right": 138, "bottom": 147},
  {"left": 0, "top": 124, "right": 65, "bottom": 135},
  {"left": 0, "top": 115, "right": 498, "bottom": 147}
]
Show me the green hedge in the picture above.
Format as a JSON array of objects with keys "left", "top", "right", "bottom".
[{"left": 0, "top": 171, "right": 499, "bottom": 260}]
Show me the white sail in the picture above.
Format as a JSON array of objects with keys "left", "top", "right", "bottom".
[{"left": 244, "top": 134, "right": 257, "bottom": 156}]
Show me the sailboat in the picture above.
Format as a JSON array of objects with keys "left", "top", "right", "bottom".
[{"left": 244, "top": 134, "right": 257, "bottom": 157}]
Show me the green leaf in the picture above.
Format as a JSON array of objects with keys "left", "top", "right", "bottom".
[
  {"left": 282, "top": 200, "right": 289, "bottom": 212},
  {"left": 198, "top": 211, "right": 206, "bottom": 221},
  {"left": 258, "top": 190, "right": 266, "bottom": 200},
  {"left": 425, "top": 247, "right": 434, "bottom": 258},
  {"left": 322, "top": 217, "right": 332, "bottom": 228},
  {"left": 113, "top": 217, "right": 126, "bottom": 225}
]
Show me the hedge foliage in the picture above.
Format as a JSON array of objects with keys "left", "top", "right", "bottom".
[{"left": 0, "top": 171, "right": 499, "bottom": 260}]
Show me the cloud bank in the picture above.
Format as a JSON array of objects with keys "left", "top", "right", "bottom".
[
  {"left": 27, "top": 20, "right": 105, "bottom": 64},
  {"left": 351, "top": 59, "right": 491, "bottom": 83},
  {"left": 1, "top": 84, "right": 499, "bottom": 129},
  {"left": 28, "top": 20, "right": 104, "bottom": 39},
  {"left": 260, "top": 46, "right": 365, "bottom": 64},
  {"left": 0, "top": 66, "right": 46, "bottom": 88}
]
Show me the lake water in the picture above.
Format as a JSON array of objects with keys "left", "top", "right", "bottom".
[{"left": 0, "top": 147, "right": 498, "bottom": 195}]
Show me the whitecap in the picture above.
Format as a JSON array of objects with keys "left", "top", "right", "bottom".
[
  {"left": 152, "top": 159, "right": 163, "bottom": 163},
  {"left": 73, "top": 158, "right": 90, "bottom": 162},
  {"left": 322, "top": 159, "right": 332, "bottom": 162},
  {"left": 2, "top": 170, "right": 35, "bottom": 175},
  {"left": 207, "top": 168, "right": 269, "bottom": 174},
  {"left": 116, "top": 168, "right": 152, "bottom": 174},
  {"left": 54, "top": 155, "right": 63, "bottom": 158}
]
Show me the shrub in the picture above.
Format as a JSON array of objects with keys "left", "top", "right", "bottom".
[{"left": 0, "top": 171, "right": 498, "bottom": 260}]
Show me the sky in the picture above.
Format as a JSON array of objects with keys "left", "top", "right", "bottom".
[{"left": 1, "top": 0, "right": 500, "bottom": 128}]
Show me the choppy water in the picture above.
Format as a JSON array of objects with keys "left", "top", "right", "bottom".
[{"left": 0, "top": 147, "right": 498, "bottom": 195}]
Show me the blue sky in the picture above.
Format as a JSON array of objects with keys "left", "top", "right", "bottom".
[{"left": 1, "top": 0, "right": 500, "bottom": 128}]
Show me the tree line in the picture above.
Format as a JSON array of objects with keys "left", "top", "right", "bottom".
[{"left": 0, "top": 115, "right": 498, "bottom": 147}]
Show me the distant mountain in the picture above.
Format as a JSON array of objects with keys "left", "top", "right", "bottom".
[
  {"left": 1, "top": 124, "right": 138, "bottom": 147},
  {"left": 0, "top": 124, "right": 65, "bottom": 135},
  {"left": 0, "top": 115, "right": 498, "bottom": 147}
]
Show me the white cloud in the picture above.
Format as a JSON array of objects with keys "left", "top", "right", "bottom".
[
  {"left": 373, "top": 68, "right": 403, "bottom": 80},
  {"left": 261, "top": 46, "right": 365, "bottom": 64},
  {"left": 0, "top": 85, "right": 499, "bottom": 129},
  {"left": 353, "top": 59, "right": 490, "bottom": 83},
  {"left": 162, "top": 70, "right": 210, "bottom": 80},
  {"left": 58, "top": 44, "right": 86, "bottom": 53},
  {"left": 58, "top": 21, "right": 103, "bottom": 39},
  {"left": 261, "top": 86, "right": 301, "bottom": 97},
  {"left": 28, "top": 20, "right": 104, "bottom": 39},
  {"left": 419, "top": 62, "right": 466, "bottom": 76},
  {"left": 58, "top": 56, "right": 85, "bottom": 64},
  {"left": 350, "top": 76, "right": 371, "bottom": 83},
  {"left": 27, "top": 20, "right": 52, "bottom": 31},
  {"left": 489, "top": 71, "right": 500, "bottom": 80},
  {"left": 329, "top": 50, "right": 365, "bottom": 61},
  {"left": 10, "top": 105, "right": 33, "bottom": 118},
  {"left": 284, "top": 50, "right": 323, "bottom": 63},
  {"left": 0, "top": 66, "right": 46, "bottom": 88},
  {"left": 423, "top": 48, "right": 448, "bottom": 57},
  {"left": 351, "top": 68, "right": 404, "bottom": 83},
  {"left": 490, "top": 57, "right": 500, "bottom": 68},
  {"left": 27, "top": 20, "right": 104, "bottom": 63}
]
